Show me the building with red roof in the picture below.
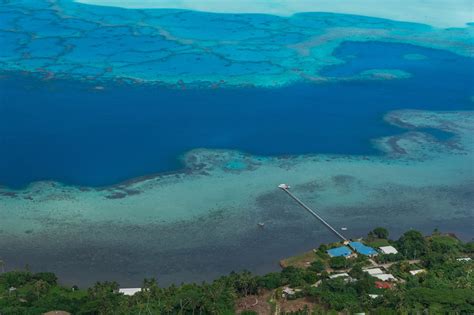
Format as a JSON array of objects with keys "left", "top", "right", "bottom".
[{"left": 375, "top": 281, "right": 393, "bottom": 289}]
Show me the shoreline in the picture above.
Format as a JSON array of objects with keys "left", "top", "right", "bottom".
[{"left": 1, "top": 227, "right": 472, "bottom": 314}]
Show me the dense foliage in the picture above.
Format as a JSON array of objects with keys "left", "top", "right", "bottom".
[{"left": 0, "top": 230, "right": 472, "bottom": 314}]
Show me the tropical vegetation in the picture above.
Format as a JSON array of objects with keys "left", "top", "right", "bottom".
[{"left": 0, "top": 229, "right": 472, "bottom": 314}]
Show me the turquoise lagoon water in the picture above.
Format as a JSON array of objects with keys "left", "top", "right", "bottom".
[{"left": 0, "top": 0, "right": 473, "bottom": 286}]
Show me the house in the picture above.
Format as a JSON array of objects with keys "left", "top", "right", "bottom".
[
  {"left": 373, "top": 274, "right": 397, "bottom": 282},
  {"left": 409, "top": 269, "right": 426, "bottom": 276},
  {"left": 375, "top": 281, "right": 393, "bottom": 289},
  {"left": 282, "top": 287, "right": 296, "bottom": 296},
  {"left": 282, "top": 287, "right": 301, "bottom": 298},
  {"left": 349, "top": 242, "right": 378, "bottom": 256},
  {"left": 363, "top": 268, "right": 397, "bottom": 281},
  {"left": 368, "top": 294, "right": 381, "bottom": 299},
  {"left": 364, "top": 268, "right": 384, "bottom": 276},
  {"left": 327, "top": 246, "right": 353, "bottom": 258},
  {"left": 329, "top": 272, "right": 350, "bottom": 279},
  {"left": 379, "top": 246, "right": 398, "bottom": 255},
  {"left": 457, "top": 257, "right": 472, "bottom": 262},
  {"left": 119, "top": 288, "right": 141, "bottom": 296},
  {"left": 329, "top": 272, "right": 356, "bottom": 283}
]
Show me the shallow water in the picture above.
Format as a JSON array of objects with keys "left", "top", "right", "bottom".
[{"left": 74, "top": 0, "right": 474, "bottom": 28}]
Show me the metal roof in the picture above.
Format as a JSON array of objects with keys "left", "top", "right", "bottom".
[
  {"left": 379, "top": 245, "right": 398, "bottom": 254},
  {"left": 327, "top": 246, "right": 352, "bottom": 257},
  {"left": 349, "top": 241, "right": 378, "bottom": 256}
]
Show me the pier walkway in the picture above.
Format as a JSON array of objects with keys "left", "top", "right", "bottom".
[{"left": 278, "top": 184, "right": 348, "bottom": 242}]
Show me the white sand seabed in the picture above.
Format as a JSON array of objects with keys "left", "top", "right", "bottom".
[{"left": 73, "top": 0, "right": 474, "bottom": 28}]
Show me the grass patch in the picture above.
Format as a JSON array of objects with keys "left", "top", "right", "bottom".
[
  {"left": 429, "top": 235, "right": 460, "bottom": 245},
  {"left": 366, "top": 238, "right": 390, "bottom": 248},
  {"left": 280, "top": 250, "right": 316, "bottom": 268}
]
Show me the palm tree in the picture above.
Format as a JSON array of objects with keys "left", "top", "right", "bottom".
[{"left": 34, "top": 280, "right": 50, "bottom": 299}]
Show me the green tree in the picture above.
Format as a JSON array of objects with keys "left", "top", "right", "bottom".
[
  {"left": 329, "top": 256, "right": 348, "bottom": 270},
  {"left": 81, "top": 281, "right": 125, "bottom": 314},
  {"left": 397, "top": 230, "right": 428, "bottom": 259},
  {"left": 463, "top": 241, "right": 474, "bottom": 253},
  {"left": 369, "top": 227, "right": 389, "bottom": 239},
  {"left": 257, "top": 272, "right": 282, "bottom": 289},
  {"left": 281, "top": 267, "right": 307, "bottom": 287},
  {"left": 318, "top": 244, "right": 328, "bottom": 252},
  {"left": 352, "top": 273, "right": 375, "bottom": 295},
  {"left": 33, "top": 279, "right": 50, "bottom": 299},
  {"left": 228, "top": 271, "right": 258, "bottom": 297},
  {"left": 309, "top": 260, "right": 325, "bottom": 273},
  {"left": 429, "top": 235, "right": 461, "bottom": 255},
  {"left": 0, "top": 271, "right": 33, "bottom": 287},
  {"left": 349, "top": 265, "right": 364, "bottom": 279},
  {"left": 33, "top": 272, "right": 57, "bottom": 285}
]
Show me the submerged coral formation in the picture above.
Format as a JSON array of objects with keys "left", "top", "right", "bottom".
[
  {"left": 1, "top": 110, "right": 472, "bottom": 285},
  {"left": 1, "top": 0, "right": 473, "bottom": 87}
]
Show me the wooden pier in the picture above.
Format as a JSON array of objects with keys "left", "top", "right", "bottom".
[{"left": 278, "top": 184, "right": 348, "bottom": 242}]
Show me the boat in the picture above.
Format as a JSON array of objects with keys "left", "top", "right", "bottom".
[
  {"left": 258, "top": 222, "right": 265, "bottom": 228},
  {"left": 341, "top": 227, "right": 348, "bottom": 231}
]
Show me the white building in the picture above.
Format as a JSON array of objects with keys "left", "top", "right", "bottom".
[
  {"left": 364, "top": 268, "right": 384, "bottom": 276},
  {"left": 329, "top": 272, "right": 350, "bottom": 279},
  {"left": 119, "top": 288, "right": 141, "bottom": 296},
  {"left": 373, "top": 274, "right": 397, "bottom": 282},
  {"left": 329, "top": 272, "right": 357, "bottom": 283},
  {"left": 282, "top": 287, "right": 301, "bottom": 297},
  {"left": 457, "top": 257, "right": 472, "bottom": 262},
  {"left": 363, "top": 268, "right": 397, "bottom": 281},
  {"left": 379, "top": 246, "right": 398, "bottom": 255},
  {"left": 409, "top": 269, "right": 426, "bottom": 276}
]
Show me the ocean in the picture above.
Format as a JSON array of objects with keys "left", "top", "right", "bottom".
[
  {"left": 1, "top": 42, "right": 473, "bottom": 188},
  {"left": 0, "top": 0, "right": 473, "bottom": 287}
]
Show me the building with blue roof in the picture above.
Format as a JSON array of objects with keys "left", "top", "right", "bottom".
[
  {"left": 327, "top": 246, "right": 352, "bottom": 258},
  {"left": 349, "top": 242, "right": 378, "bottom": 256}
]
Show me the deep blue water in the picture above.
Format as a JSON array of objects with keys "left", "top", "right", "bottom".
[{"left": 0, "top": 42, "right": 473, "bottom": 188}]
